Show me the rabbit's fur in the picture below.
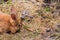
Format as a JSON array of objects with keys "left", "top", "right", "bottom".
[{"left": 0, "top": 6, "right": 22, "bottom": 34}]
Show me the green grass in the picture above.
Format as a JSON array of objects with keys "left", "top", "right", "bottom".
[
  {"left": 45, "top": 7, "right": 51, "bottom": 12},
  {"left": 6, "top": 0, "right": 12, "bottom": 5}
]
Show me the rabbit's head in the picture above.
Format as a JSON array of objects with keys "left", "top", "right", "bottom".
[{"left": 10, "top": 6, "right": 22, "bottom": 27}]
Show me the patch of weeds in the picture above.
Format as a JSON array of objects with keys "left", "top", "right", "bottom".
[
  {"left": 6, "top": 0, "right": 12, "bottom": 5},
  {"left": 36, "top": 10, "right": 42, "bottom": 16},
  {"left": 0, "top": 0, "right": 12, "bottom": 4},
  {"left": 45, "top": 7, "right": 51, "bottom": 12}
]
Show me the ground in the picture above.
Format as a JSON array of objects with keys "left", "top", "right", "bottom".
[{"left": 0, "top": 0, "right": 60, "bottom": 40}]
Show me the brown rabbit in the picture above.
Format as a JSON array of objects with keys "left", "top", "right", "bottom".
[{"left": 0, "top": 6, "right": 22, "bottom": 34}]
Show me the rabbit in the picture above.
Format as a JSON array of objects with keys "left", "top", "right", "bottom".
[{"left": 0, "top": 6, "right": 22, "bottom": 34}]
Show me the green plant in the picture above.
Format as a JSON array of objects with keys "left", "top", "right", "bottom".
[
  {"left": 45, "top": 7, "right": 51, "bottom": 12},
  {"left": 6, "top": 0, "right": 12, "bottom": 4}
]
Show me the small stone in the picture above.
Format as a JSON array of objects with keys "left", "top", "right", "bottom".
[{"left": 46, "top": 28, "right": 51, "bottom": 32}]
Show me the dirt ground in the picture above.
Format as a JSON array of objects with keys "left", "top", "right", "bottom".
[{"left": 0, "top": 0, "right": 60, "bottom": 40}]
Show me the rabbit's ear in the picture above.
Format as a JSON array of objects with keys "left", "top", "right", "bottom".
[{"left": 11, "top": 6, "right": 17, "bottom": 20}]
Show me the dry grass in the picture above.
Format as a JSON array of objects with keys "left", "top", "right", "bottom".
[{"left": 0, "top": 0, "right": 60, "bottom": 40}]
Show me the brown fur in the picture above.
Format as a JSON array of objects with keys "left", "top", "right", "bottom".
[{"left": 0, "top": 6, "right": 22, "bottom": 34}]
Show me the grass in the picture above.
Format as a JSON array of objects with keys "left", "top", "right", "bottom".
[
  {"left": 0, "top": 0, "right": 60, "bottom": 40},
  {"left": 0, "top": 0, "right": 12, "bottom": 4},
  {"left": 36, "top": 10, "right": 42, "bottom": 16},
  {"left": 45, "top": 7, "right": 52, "bottom": 12},
  {"left": 23, "top": 25, "right": 30, "bottom": 29},
  {"left": 6, "top": 0, "right": 12, "bottom": 5}
]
